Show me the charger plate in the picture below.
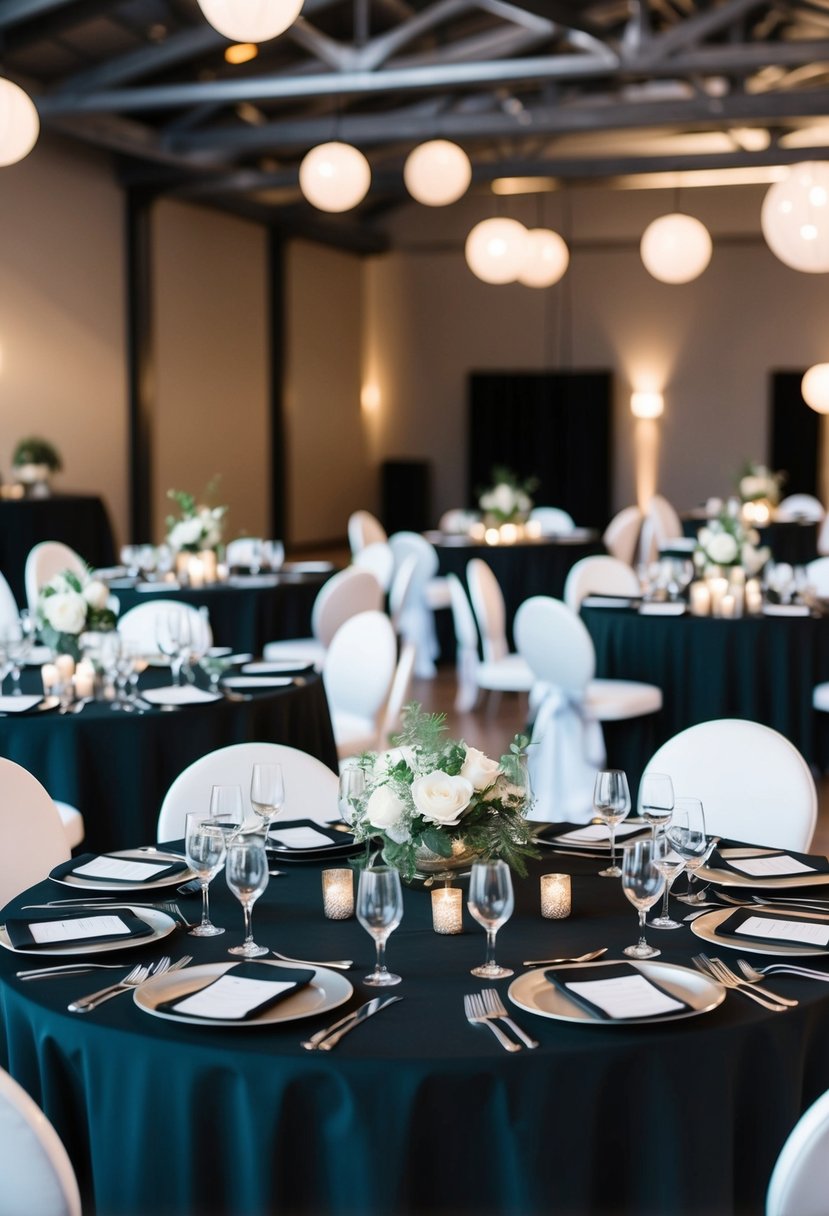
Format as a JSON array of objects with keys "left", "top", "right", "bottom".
[
  {"left": 690, "top": 906, "right": 829, "bottom": 958},
  {"left": 696, "top": 847, "right": 829, "bottom": 890},
  {"left": 49, "top": 848, "right": 194, "bottom": 892},
  {"left": 0, "top": 907, "right": 176, "bottom": 956}
]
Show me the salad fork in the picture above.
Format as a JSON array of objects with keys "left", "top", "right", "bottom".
[
  {"left": 67, "top": 962, "right": 153, "bottom": 1012},
  {"left": 692, "top": 955, "right": 791, "bottom": 1011},
  {"left": 464, "top": 993, "right": 521, "bottom": 1052},
  {"left": 481, "top": 988, "right": 538, "bottom": 1048},
  {"left": 737, "top": 959, "right": 829, "bottom": 984}
]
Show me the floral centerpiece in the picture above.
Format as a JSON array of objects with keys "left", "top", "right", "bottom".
[
  {"left": 695, "top": 510, "right": 769, "bottom": 577},
  {"left": 36, "top": 569, "right": 117, "bottom": 661},
  {"left": 166, "top": 484, "right": 227, "bottom": 553},
  {"left": 737, "top": 461, "right": 785, "bottom": 507},
  {"left": 478, "top": 466, "right": 538, "bottom": 526},
  {"left": 12, "top": 436, "right": 62, "bottom": 495},
  {"left": 345, "top": 705, "right": 537, "bottom": 880}
]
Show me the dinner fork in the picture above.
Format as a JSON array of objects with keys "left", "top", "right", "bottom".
[
  {"left": 67, "top": 962, "right": 154, "bottom": 1012},
  {"left": 691, "top": 955, "right": 790, "bottom": 1011},
  {"left": 480, "top": 988, "right": 539, "bottom": 1048},
  {"left": 464, "top": 993, "right": 521, "bottom": 1052},
  {"left": 737, "top": 959, "right": 829, "bottom": 984}
]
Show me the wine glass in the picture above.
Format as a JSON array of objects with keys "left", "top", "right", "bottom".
[
  {"left": 250, "top": 763, "right": 285, "bottom": 834},
  {"left": 209, "top": 783, "right": 245, "bottom": 833},
  {"left": 639, "top": 772, "right": 674, "bottom": 840},
  {"left": 467, "top": 860, "right": 514, "bottom": 979},
  {"left": 199, "top": 650, "right": 235, "bottom": 692},
  {"left": 593, "top": 769, "right": 631, "bottom": 877},
  {"left": 356, "top": 866, "right": 404, "bottom": 986},
  {"left": 156, "top": 610, "right": 189, "bottom": 686},
  {"left": 226, "top": 837, "right": 269, "bottom": 957},
  {"left": 338, "top": 764, "right": 365, "bottom": 825},
  {"left": 667, "top": 798, "right": 712, "bottom": 905},
  {"left": 621, "top": 837, "right": 666, "bottom": 959},
  {"left": 649, "top": 839, "right": 687, "bottom": 931},
  {"left": 184, "top": 810, "right": 230, "bottom": 937}
]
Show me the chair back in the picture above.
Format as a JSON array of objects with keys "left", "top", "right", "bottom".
[
  {"left": 447, "top": 573, "right": 479, "bottom": 653},
  {"left": 347, "top": 510, "right": 387, "bottom": 555},
  {"left": 514, "top": 596, "right": 595, "bottom": 695},
  {"left": 603, "top": 506, "right": 643, "bottom": 566},
  {"left": 0, "top": 1067, "right": 82, "bottom": 1216},
  {"left": 776, "top": 494, "right": 825, "bottom": 523},
  {"left": 311, "top": 567, "right": 384, "bottom": 648},
  {"left": 466, "top": 558, "right": 509, "bottom": 663},
  {"left": 644, "top": 720, "right": 817, "bottom": 850},
  {"left": 376, "top": 642, "right": 417, "bottom": 749},
  {"left": 0, "top": 569, "right": 20, "bottom": 632},
  {"left": 0, "top": 759, "right": 70, "bottom": 906},
  {"left": 564, "top": 555, "right": 641, "bottom": 611},
  {"left": 640, "top": 494, "right": 683, "bottom": 561},
  {"left": 806, "top": 557, "right": 829, "bottom": 596},
  {"left": 352, "top": 542, "right": 394, "bottom": 592},
  {"left": 323, "top": 611, "right": 397, "bottom": 732},
  {"left": 118, "top": 600, "right": 212, "bottom": 658},
  {"left": 529, "top": 506, "right": 575, "bottom": 536},
  {"left": 388, "top": 554, "right": 418, "bottom": 632},
  {"left": 766, "top": 1088, "right": 829, "bottom": 1216},
  {"left": 24, "top": 542, "right": 87, "bottom": 612},
  {"left": 157, "top": 742, "right": 338, "bottom": 841},
  {"left": 388, "top": 532, "right": 439, "bottom": 588}
]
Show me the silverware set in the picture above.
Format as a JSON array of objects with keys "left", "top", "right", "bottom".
[
  {"left": 463, "top": 990, "right": 537, "bottom": 1051},
  {"left": 692, "top": 953, "right": 797, "bottom": 1012},
  {"left": 67, "top": 954, "right": 192, "bottom": 1013},
  {"left": 21, "top": 898, "right": 194, "bottom": 928},
  {"left": 301, "top": 995, "right": 402, "bottom": 1050}
]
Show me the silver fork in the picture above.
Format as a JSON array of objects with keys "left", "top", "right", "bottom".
[
  {"left": 481, "top": 988, "right": 539, "bottom": 1048},
  {"left": 464, "top": 993, "right": 521, "bottom": 1052},
  {"left": 737, "top": 959, "right": 829, "bottom": 984},
  {"left": 67, "top": 962, "right": 152, "bottom": 1012},
  {"left": 692, "top": 955, "right": 790, "bottom": 1011}
]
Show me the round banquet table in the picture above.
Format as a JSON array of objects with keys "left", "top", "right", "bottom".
[
  {"left": 681, "top": 515, "right": 819, "bottom": 567},
  {"left": 113, "top": 566, "right": 333, "bottom": 655},
  {"left": 0, "top": 669, "right": 337, "bottom": 853},
  {"left": 0, "top": 494, "right": 115, "bottom": 607},
  {"left": 1, "top": 847, "right": 829, "bottom": 1216}
]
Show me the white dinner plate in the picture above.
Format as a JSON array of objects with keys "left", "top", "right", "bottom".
[
  {"left": 0, "top": 907, "right": 176, "bottom": 956},
  {"left": 690, "top": 906, "right": 829, "bottom": 957},
  {"left": 280, "top": 561, "right": 335, "bottom": 574},
  {"left": 141, "top": 686, "right": 222, "bottom": 706},
  {"left": 508, "top": 960, "right": 725, "bottom": 1025},
  {"left": 242, "top": 661, "right": 312, "bottom": 674},
  {"left": 49, "top": 848, "right": 195, "bottom": 892},
  {"left": 134, "top": 960, "right": 353, "bottom": 1027},
  {"left": 638, "top": 602, "right": 686, "bottom": 616},
  {"left": 696, "top": 847, "right": 829, "bottom": 890},
  {"left": 538, "top": 819, "right": 649, "bottom": 851},
  {"left": 221, "top": 676, "right": 293, "bottom": 690}
]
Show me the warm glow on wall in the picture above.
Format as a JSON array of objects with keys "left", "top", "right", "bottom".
[
  {"left": 635, "top": 420, "right": 660, "bottom": 512},
  {"left": 631, "top": 390, "right": 664, "bottom": 419},
  {"left": 361, "top": 383, "right": 381, "bottom": 413}
]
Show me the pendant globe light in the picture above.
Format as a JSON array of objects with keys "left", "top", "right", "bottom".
[
  {"left": 403, "top": 140, "right": 471, "bottom": 206},
  {"left": 518, "top": 228, "right": 569, "bottom": 287},
  {"left": 762, "top": 162, "right": 829, "bottom": 273},
  {"left": 299, "top": 141, "right": 371, "bottom": 212},
  {"left": 196, "top": 0, "right": 304, "bottom": 42},
  {"left": 640, "top": 213, "right": 712, "bottom": 284},
  {"left": 0, "top": 79, "right": 38, "bottom": 167},
  {"left": 465, "top": 218, "right": 528, "bottom": 284},
  {"left": 802, "top": 364, "right": 829, "bottom": 413}
]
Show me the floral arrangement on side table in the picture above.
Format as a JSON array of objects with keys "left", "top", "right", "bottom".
[
  {"left": 166, "top": 483, "right": 227, "bottom": 553},
  {"left": 478, "top": 466, "right": 538, "bottom": 525},
  {"left": 694, "top": 510, "right": 770, "bottom": 577},
  {"left": 36, "top": 569, "right": 117, "bottom": 661},
  {"left": 345, "top": 704, "right": 537, "bottom": 881},
  {"left": 737, "top": 461, "right": 785, "bottom": 507}
]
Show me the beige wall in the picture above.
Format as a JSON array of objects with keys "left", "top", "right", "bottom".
[
  {"left": 0, "top": 134, "right": 127, "bottom": 545},
  {"left": 151, "top": 199, "right": 270, "bottom": 544}
]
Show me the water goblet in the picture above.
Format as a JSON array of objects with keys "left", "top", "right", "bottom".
[
  {"left": 621, "top": 837, "right": 666, "bottom": 959},
  {"left": 639, "top": 772, "right": 674, "bottom": 839},
  {"left": 250, "top": 763, "right": 285, "bottom": 834},
  {"left": 185, "top": 810, "right": 231, "bottom": 937},
  {"left": 356, "top": 865, "right": 404, "bottom": 986},
  {"left": 226, "top": 837, "right": 270, "bottom": 957},
  {"left": 649, "top": 841, "right": 687, "bottom": 930},
  {"left": 338, "top": 763, "right": 366, "bottom": 825},
  {"left": 156, "top": 610, "right": 189, "bottom": 687},
  {"left": 594, "top": 769, "right": 631, "bottom": 877},
  {"left": 210, "top": 783, "right": 245, "bottom": 833},
  {"left": 667, "top": 798, "right": 711, "bottom": 905},
  {"left": 467, "top": 859, "right": 514, "bottom": 979},
  {"left": 199, "top": 650, "right": 234, "bottom": 692}
]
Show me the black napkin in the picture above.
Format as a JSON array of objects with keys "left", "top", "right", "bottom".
[
  {"left": 712, "top": 907, "right": 829, "bottom": 951},
  {"left": 544, "top": 961, "right": 692, "bottom": 1020},
  {"left": 5, "top": 910, "right": 155, "bottom": 951},
  {"left": 49, "top": 853, "right": 188, "bottom": 885},
  {"left": 156, "top": 962, "right": 315, "bottom": 1021},
  {"left": 708, "top": 847, "right": 829, "bottom": 878},
  {"left": 267, "top": 819, "right": 354, "bottom": 850}
]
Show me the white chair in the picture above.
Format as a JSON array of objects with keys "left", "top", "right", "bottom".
[
  {"left": 388, "top": 532, "right": 451, "bottom": 678},
  {"left": 805, "top": 557, "right": 829, "bottom": 596},
  {"left": 515, "top": 596, "right": 662, "bottom": 823},
  {"left": 376, "top": 641, "right": 417, "bottom": 750},
  {"left": 157, "top": 742, "right": 339, "bottom": 841},
  {"left": 24, "top": 542, "right": 87, "bottom": 612},
  {"left": 388, "top": 553, "right": 418, "bottom": 634},
  {"left": 323, "top": 611, "right": 397, "bottom": 759},
  {"left": 603, "top": 505, "right": 643, "bottom": 567},
  {"left": 766, "top": 1088, "right": 829, "bottom": 1216},
  {"left": 53, "top": 801, "right": 84, "bottom": 850},
  {"left": 0, "top": 569, "right": 20, "bottom": 629},
  {"left": 347, "top": 510, "right": 387, "bottom": 555},
  {"left": 447, "top": 573, "right": 533, "bottom": 713},
  {"left": 0, "top": 758, "right": 71, "bottom": 906},
  {"left": 353, "top": 541, "right": 395, "bottom": 592},
  {"left": 263, "top": 567, "right": 383, "bottom": 669},
  {"left": 563, "top": 555, "right": 641, "bottom": 612},
  {"left": 640, "top": 494, "right": 683, "bottom": 563},
  {"left": 466, "top": 558, "right": 535, "bottom": 679},
  {"left": 0, "top": 1066, "right": 82, "bottom": 1216},
  {"left": 438, "top": 508, "right": 478, "bottom": 534},
  {"left": 643, "top": 720, "right": 816, "bottom": 851},
  {"left": 118, "top": 600, "right": 212, "bottom": 660},
  {"left": 776, "top": 494, "right": 825, "bottom": 523},
  {"left": 529, "top": 506, "right": 575, "bottom": 536}
]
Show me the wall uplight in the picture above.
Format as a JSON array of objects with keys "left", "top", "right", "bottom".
[
  {"left": 361, "top": 383, "right": 381, "bottom": 413},
  {"left": 630, "top": 391, "right": 665, "bottom": 419},
  {"left": 802, "top": 364, "right": 829, "bottom": 413}
]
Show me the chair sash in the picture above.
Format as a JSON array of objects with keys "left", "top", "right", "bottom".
[{"left": 526, "top": 686, "right": 606, "bottom": 823}]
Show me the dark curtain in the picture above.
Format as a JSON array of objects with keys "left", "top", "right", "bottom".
[
  {"left": 468, "top": 371, "right": 612, "bottom": 528},
  {"left": 770, "top": 370, "right": 821, "bottom": 495}
]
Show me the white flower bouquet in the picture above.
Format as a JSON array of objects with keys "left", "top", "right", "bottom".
[
  {"left": 478, "top": 466, "right": 538, "bottom": 525},
  {"left": 36, "top": 569, "right": 117, "bottom": 660},
  {"left": 166, "top": 484, "right": 227, "bottom": 552},
  {"left": 345, "top": 705, "right": 537, "bottom": 880},
  {"left": 695, "top": 512, "right": 769, "bottom": 576},
  {"left": 738, "top": 462, "right": 785, "bottom": 506}
]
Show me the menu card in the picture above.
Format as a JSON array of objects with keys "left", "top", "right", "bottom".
[
  {"left": 0, "top": 695, "right": 42, "bottom": 713},
  {"left": 157, "top": 963, "right": 314, "bottom": 1021},
  {"left": 710, "top": 848, "right": 829, "bottom": 878},
  {"left": 551, "top": 822, "right": 649, "bottom": 847},
  {"left": 545, "top": 962, "right": 690, "bottom": 1020},
  {"left": 713, "top": 907, "right": 829, "bottom": 950},
  {"left": 51, "top": 852, "right": 187, "bottom": 885},
  {"left": 268, "top": 819, "right": 354, "bottom": 851},
  {"left": 5, "top": 911, "right": 154, "bottom": 950}
]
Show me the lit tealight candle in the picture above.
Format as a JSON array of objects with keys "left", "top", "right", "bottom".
[
  {"left": 41, "top": 663, "right": 59, "bottom": 694},
  {"left": 500, "top": 523, "right": 518, "bottom": 545},
  {"left": 540, "top": 873, "right": 571, "bottom": 920},
  {"left": 525, "top": 520, "right": 542, "bottom": 539},
  {"left": 720, "top": 594, "right": 736, "bottom": 619},
  {"left": 321, "top": 868, "right": 354, "bottom": 920},
  {"left": 708, "top": 576, "right": 728, "bottom": 616},
  {"left": 484, "top": 528, "right": 500, "bottom": 546},
  {"left": 431, "top": 886, "right": 463, "bottom": 935},
  {"left": 55, "top": 654, "right": 75, "bottom": 683},
  {"left": 745, "top": 578, "right": 763, "bottom": 615},
  {"left": 187, "top": 556, "right": 205, "bottom": 589},
  {"left": 689, "top": 582, "right": 711, "bottom": 617},
  {"left": 74, "top": 660, "right": 95, "bottom": 699},
  {"left": 199, "top": 550, "right": 217, "bottom": 584}
]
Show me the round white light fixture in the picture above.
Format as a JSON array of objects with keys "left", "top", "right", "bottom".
[
  {"left": 196, "top": 0, "right": 303, "bottom": 42},
  {"left": 517, "top": 228, "right": 569, "bottom": 287},
  {"left": 761, "top": 162, "right": 829, "bottom": 272},
  {"left": 403, "top": 140, "right": 471, "bottom": 206},
  {"left": 0, "top": 79, "right": 39, "bottom": 167},
  {"left": 298, "top": 141, "right": 371, "bottom": 213},
  {"left": 802, "top": 363, "right": 829, "bottom": 413},
  {"left": 465, "top": 218, "right": 528, "bottom": 284},
  {"left": 640, "top": 213, "right": 712, "bottom": 284}
]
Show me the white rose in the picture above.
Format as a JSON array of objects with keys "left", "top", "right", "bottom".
[
  {"left": 460, "top": 746, "right": 501, "bottom": 791},
  {"left": 82, "top": 579, "right": 109, "bottom": 611},
  {"left": 707, "top": 532, "right": 738, "bottom": 564},
  {"left": 411, "top": 771, "right": 473, "bottom": 826},
  {"left": 516, "top": 491, "right": 531, "bottom": 514},
  {"left": 43, "top": 591, "right": 87, "bottom": 635},
  {"left": 479, "top": 490, "right": 495, "bottom": 511},
  {"left": 491, "top": 483, "right": 514, "bottom": 514},
  {"left": 374, "top": 746, "right": 415, "bottom": 775},
  {"left": 366, "top": 785, "right": 409, "bottom": 839},
  {"left": 168, "top": 518, "right": 203, "bottom": 549},
  {"left": 697, "top": 527, "right": 712, "bottom": 548}
]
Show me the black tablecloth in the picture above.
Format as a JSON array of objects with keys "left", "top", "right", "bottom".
[
  {"left": 681, "top": 516, "right": 819, "bottom": 566},
  {"left": 0, "top": 495, "right": 115, "bottom": 605},
  {"left": 2, "top": 847, "right": 828, "bottom": 1216},
  {"left": 0, "top": 668, "right": 337, "bottom": 852}
]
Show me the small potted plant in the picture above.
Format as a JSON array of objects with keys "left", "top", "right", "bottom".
[{"left": 12, "top": 437, "right": 62, "bottom": 497}]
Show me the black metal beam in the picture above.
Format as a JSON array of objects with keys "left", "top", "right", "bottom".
[
  {"left": 0, "top": 0, "right": 78, "bottom": 29},
  {"left": 125, "top": 188, "right": 155, "bottom": 542}
]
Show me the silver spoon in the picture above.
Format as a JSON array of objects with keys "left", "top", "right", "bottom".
[
  {"left": 522, "top": 947, "right": 608, "bottom": 967},
  {"left": 271, "top": 949, "right": 353, "bottom": 971}
]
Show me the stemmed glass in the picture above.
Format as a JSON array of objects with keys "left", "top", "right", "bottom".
[
  {"left": 156, "top": 610, "right": 190, "bottom": 687},
  {"left": 338, "top": 764, "right": 366, "bottom": 824},
  {"left": 467, "top": 860, "right": 514, "bottom": 979},
  {"left": 593, "top": 769, "right": 631, "bottom": 877},
  {"left": 649, "top": 841, "right": 687, "bottom": 930},
  {"left": 250, "top": 763, "right": 285, "bottom": 834},
  {"left": 639, "top": 772, "right": 674, "bottom": 840},
  {"left": 621, "top": 837, "right": 666, "bottom": 959},
  {"left": 7, "top": 613, "right": 34, "bottom": 696},
  {"left": 210, "top": 783, "right": 245, "bottom": 832},
  {"left": 356, "top": 866, "right": 404, "bottom": 986},
  {"left": 668, "top": 798, "right": 713, "bottom": 905},
  {"left": 226, "top": 837, "right": 269, "bottom": 957},
  {"left": 185, "top": 809, "right": 231, "bottom": 937}
]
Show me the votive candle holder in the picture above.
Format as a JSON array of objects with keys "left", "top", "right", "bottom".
[
  {"left": 322, "top": 868, "right": 354, "bottom": 920},
  {"left": 540, "top": 873, "right": 571, "bottom": 920},
  {"left": 431, "top": 887, "right": 463, "bottom": 934}
]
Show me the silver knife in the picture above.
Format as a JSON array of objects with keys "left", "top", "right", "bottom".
[{"left": 301, "top": 996, "right": 402, "bottom": 1051}]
